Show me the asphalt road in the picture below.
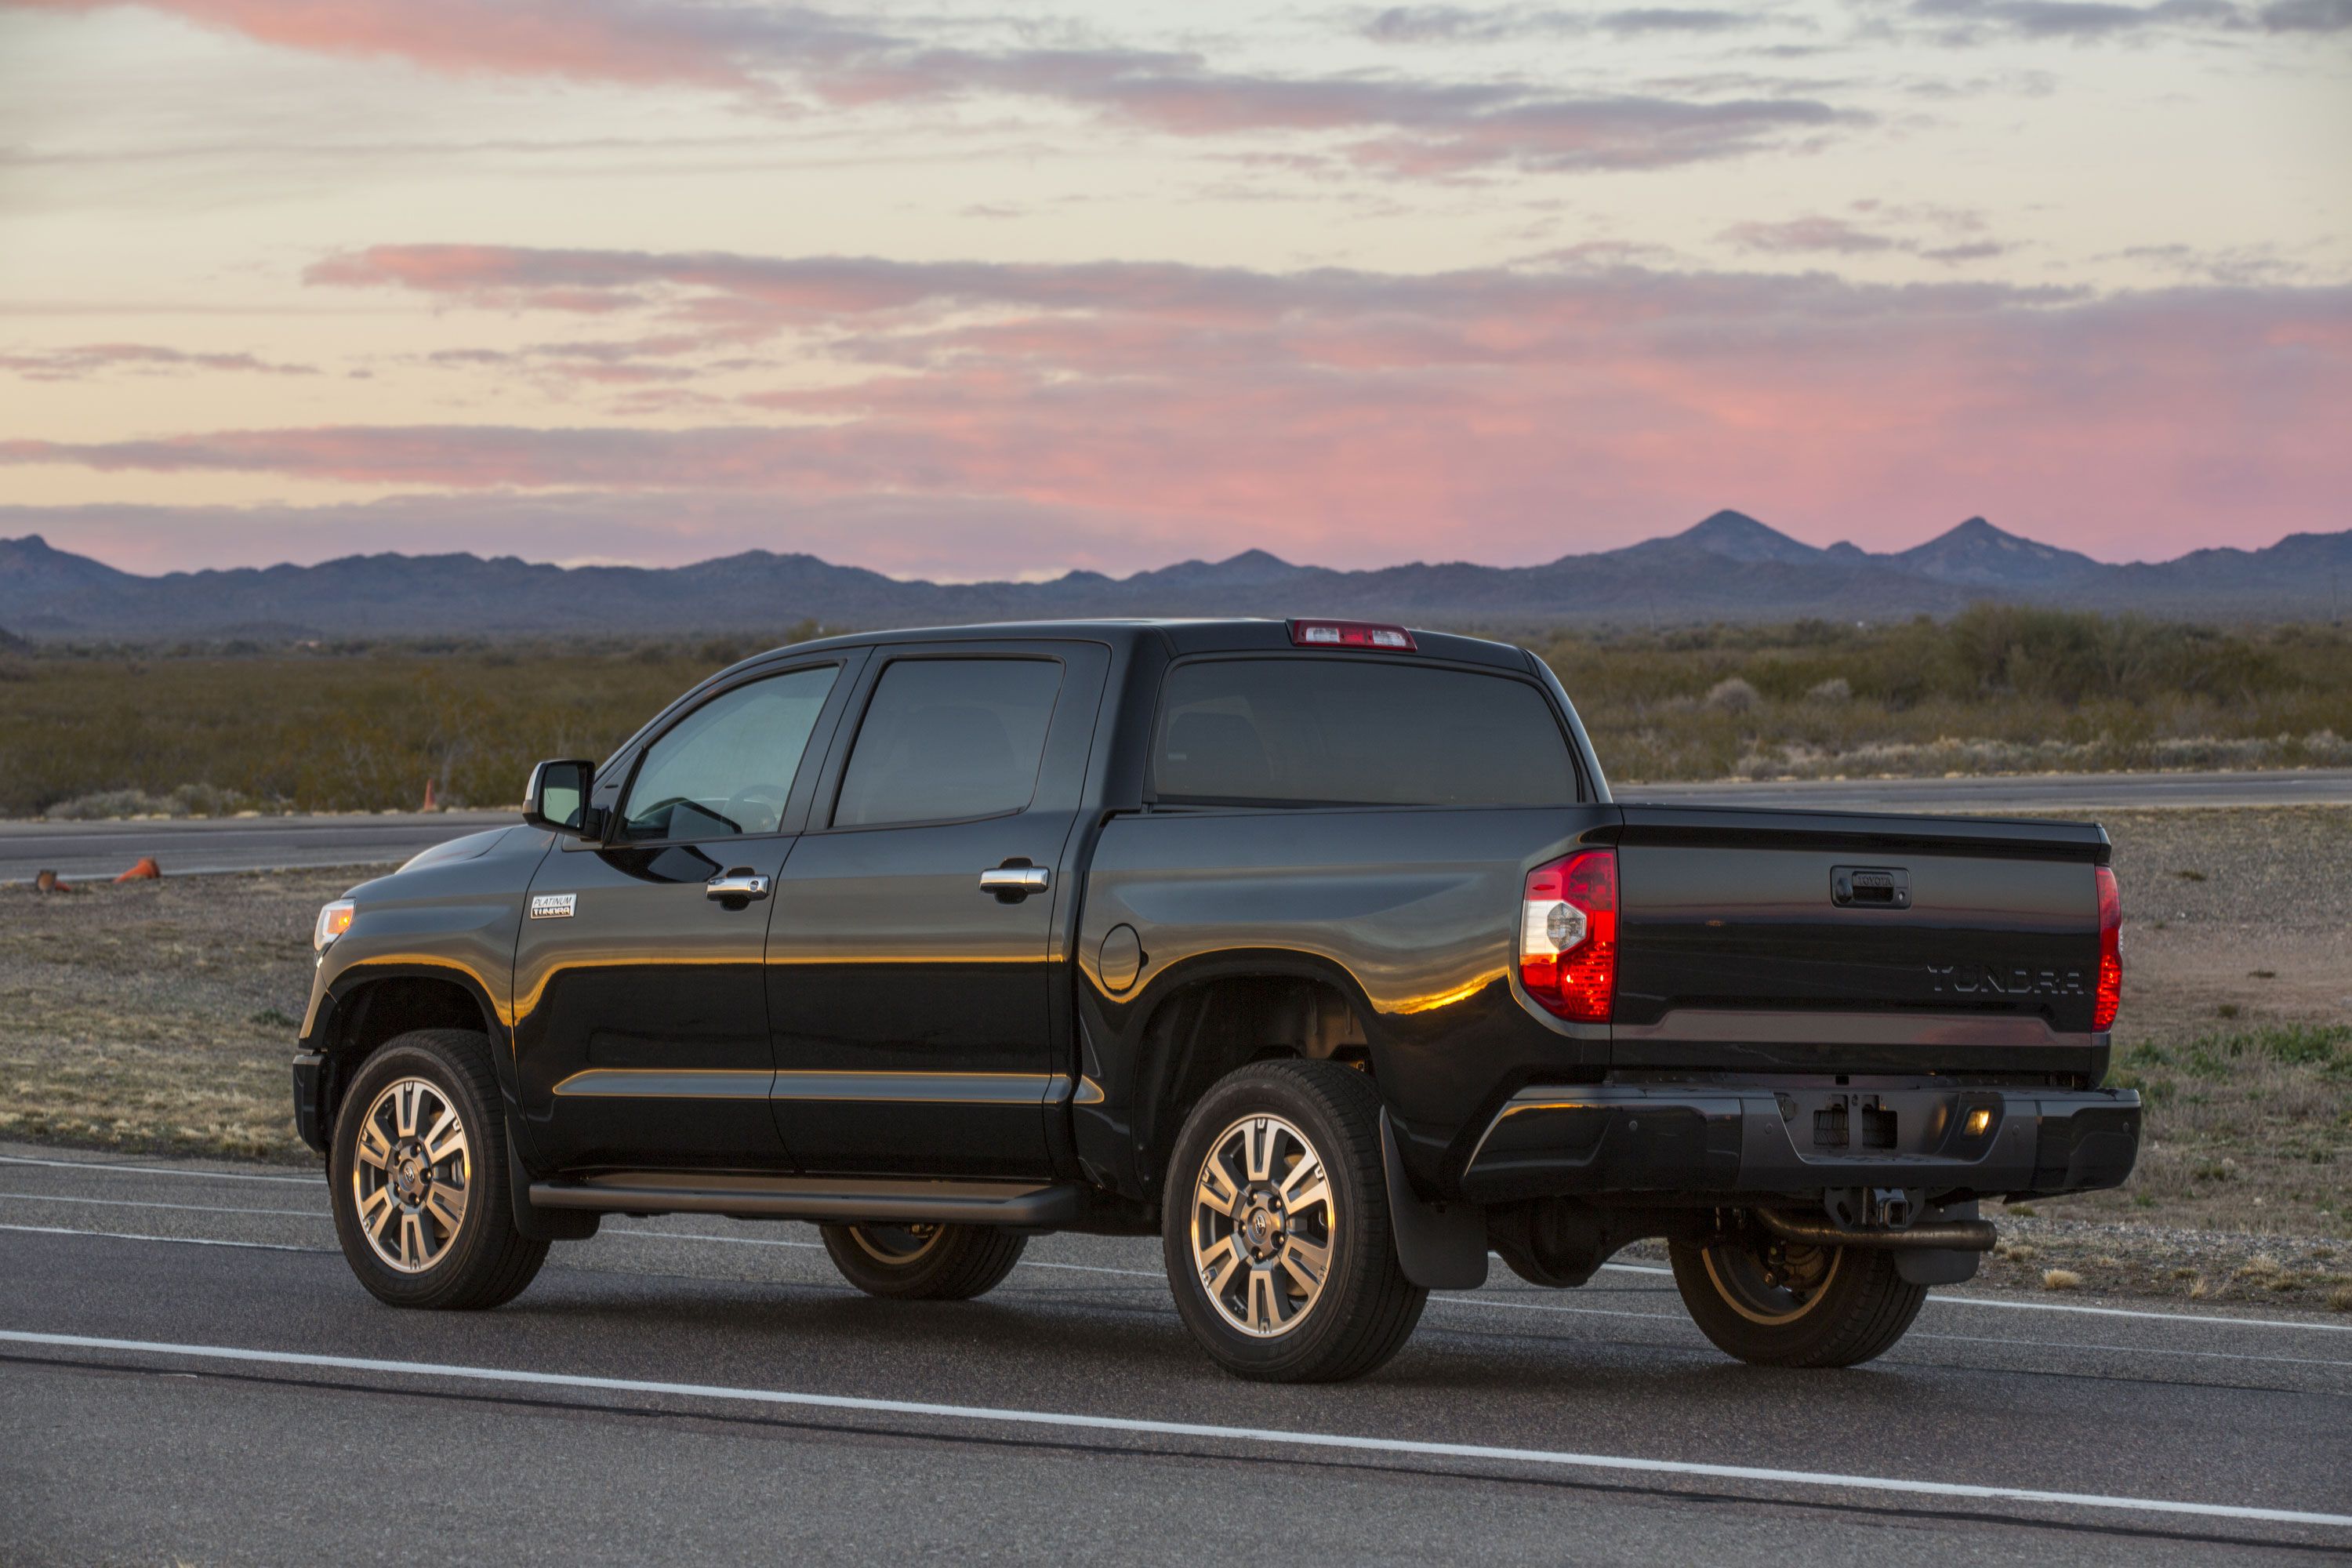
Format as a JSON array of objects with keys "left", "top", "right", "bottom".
[
  {"left": 8, "top": 769, "right": 2351, "bottom": 884},
  {"left": 2, "top": 1143, "right": 2347, "bottom": 1564},
  {"left": 0, "top": 810, "right": 515, "bottom": 884}
]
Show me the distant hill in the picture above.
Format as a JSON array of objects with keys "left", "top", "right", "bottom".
[{"left": 1, "top": 512, "right": 2344, "bottom": 640}]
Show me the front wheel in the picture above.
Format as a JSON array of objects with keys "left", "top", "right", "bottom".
[
  {"left": 1162, "top": 1059, "right": 1426, "bottom": 1383},
  {"left": 328, "top": 1029, "right": 548, "bottom": 1311},
  {"left": 1669, "top": 1225, "right": 1926, "bottom": 1367},
  {"left": 819, "top": 1222, "right": 1027, "bottom": 1300}
]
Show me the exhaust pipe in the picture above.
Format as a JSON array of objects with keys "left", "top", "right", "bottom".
[{"left": 1753, "top": 1207, "right": 1997, "bottom": 1252}]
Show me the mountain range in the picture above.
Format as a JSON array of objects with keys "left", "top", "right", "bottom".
[{"left": 1, "top": 513, "right": 2343, "bottom": 641}]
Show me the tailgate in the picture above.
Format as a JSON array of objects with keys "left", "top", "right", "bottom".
[{"left": 1610, "top": 806, "right": 2110, "bottom": 1073}]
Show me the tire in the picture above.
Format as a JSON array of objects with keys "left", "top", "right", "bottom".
[
  {"left": 328, "top": 1029, "right": 549, "bottom": 1311},
  {"left": 1161, "top": 1059, "right": 1426, "bottom": 1383},
  {"left": 1669, "top": 1225, "right": 1926, "bottom": 1368},
  {"left": 820, "top": 1222, "right": 1027, "bottom": 1300}
]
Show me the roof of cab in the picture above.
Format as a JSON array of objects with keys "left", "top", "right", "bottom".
[{"left": 742, "top": 618, "right": 1533, "bottom": 672}]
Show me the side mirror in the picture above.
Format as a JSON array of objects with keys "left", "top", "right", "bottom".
[{"left": 524, "top": 759, "right": 598, "bottom": 838}]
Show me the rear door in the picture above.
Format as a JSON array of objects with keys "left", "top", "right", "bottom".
[{"left": 764, "top": 641, "right": 1110, "bottom": 1178}]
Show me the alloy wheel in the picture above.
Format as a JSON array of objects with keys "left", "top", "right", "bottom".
[
  {"left": 350, "top": 1076, "right": 471, "bottom": 1273},
  {"left": 1188, "top": 1113, "right": 1336, "bottom": 1338}
]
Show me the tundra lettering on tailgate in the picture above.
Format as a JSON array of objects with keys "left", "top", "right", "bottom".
[{"left": 1926, "top": 963, "right": 2084, "bottom": 996}]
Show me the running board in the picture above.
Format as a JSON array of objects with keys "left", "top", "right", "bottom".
[{"left": 528, "top": 1171, "right": 1083, "bottom": 1228}]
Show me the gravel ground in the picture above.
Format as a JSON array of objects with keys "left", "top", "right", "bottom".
[
  {"left": 0, "top": 866, "right": 347, "bottom": 1161},
  {"left": 2, "top": 808, "right": 2346, "bottom": 1310}
]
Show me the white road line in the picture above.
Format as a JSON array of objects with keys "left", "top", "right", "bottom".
[
  {"left": 1906, "top": 1330, "right": 2352, "bottom": 1372},
  {"left": 0, "top": 1155, "right": 322, "bottom": 1186},
  {"left": 0, "top": 1192, "right": 328, "bottom": 1220},
  {"left": 0, "top": 1224, "right": 329, "bottom": 1254},
  {"left": 1925, "top": 1295, "right": 2352, "bottom": 1334},
  {"left": 2, "top": 1329, "right": 2345, "bottom": 1529}
]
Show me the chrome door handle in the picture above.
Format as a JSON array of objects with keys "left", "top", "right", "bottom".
[
  {"left": 706, "top": 873, "right": 772, "bottom": 903},
  {"left": 979, "top": 866, "right": 1051, "bottom": 896}
]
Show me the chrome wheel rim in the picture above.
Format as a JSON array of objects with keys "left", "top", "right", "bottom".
[
  {"left": 1189, "top": 1113, "right": 1335, "bottom": 1338},
  {"left": 1704, "top": 1235, "right": 1842, "bottom": 1326},
  {"left": 848, "top": 1223, "right": 943, "bottom": 1266},
  {"left": 350, "top": 1076, "right": 470, "bottom": 1274}
]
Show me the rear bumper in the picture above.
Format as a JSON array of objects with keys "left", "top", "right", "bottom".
[{"left": 1458, "top": 1082, "right": 2140, "bottom": 1205}]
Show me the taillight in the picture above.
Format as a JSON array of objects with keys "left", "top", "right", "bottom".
[
  {"left": 1289, "top": 619, "right": 1415, "bottom": 651},
  {"left": 2093, "top": 865, "right": 2122, "bottom": 1033},
  {"left": 1520, "top": 848, "right": 1617, "bottom": 1022}
]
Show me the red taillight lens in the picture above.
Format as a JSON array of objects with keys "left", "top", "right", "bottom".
[
  {"left": 2093, "top": 865, "right": 2122, "bottom": 1033},
  {"left": 1520, "top": 848, "right": 1617, "bottom": 1022}
]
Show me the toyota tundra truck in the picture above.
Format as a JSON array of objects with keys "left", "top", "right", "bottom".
[{"left": 292, "top": 619, "right": 2136, "bottom": 1382}]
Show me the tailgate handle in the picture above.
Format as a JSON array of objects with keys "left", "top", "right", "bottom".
[{"left": 1831, "top": 866, "right": 1910, "bottom": 909}]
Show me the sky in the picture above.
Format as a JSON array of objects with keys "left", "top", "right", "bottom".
[{"left": 0, "top": 0, "right": 2347, "bottom": 581}]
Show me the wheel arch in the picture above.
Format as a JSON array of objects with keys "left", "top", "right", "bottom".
[
  {"left": 310, "top": 966, "right": 506, "bottom": 1149},
  {"left": 1116, "top": 950, "right": 1378, "bottom": 1206}
]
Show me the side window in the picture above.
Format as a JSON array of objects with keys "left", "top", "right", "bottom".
[
  {"left": 833, "top": 658, "right": 1063, "bottom": 829},
  {"left": 620, "top": 665, "right": 840, "bottom": 841}
]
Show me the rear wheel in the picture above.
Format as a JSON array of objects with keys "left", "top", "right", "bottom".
[
  {"left": 820, "top": 1222, "right": 1027, "bottom": 1300},
  {"left": 328, "top": 1029, "right": 547, "bottom": 1310},
  {"left": 1162, "top": 1059, "right": 1426, "bottom": 1383},
  {"left": 1669, "top": 1224, "right": 1926, "bottom": 1367}
]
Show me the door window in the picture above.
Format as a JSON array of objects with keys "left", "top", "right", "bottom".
[
  {"left": 619, "top": 665, "right": 840, "bottom": 840},
  {"left": 833, "top": 658, "right": 1063, "bottom": 828}
]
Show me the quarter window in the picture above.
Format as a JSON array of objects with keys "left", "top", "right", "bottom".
[
  {"left": 619, "top": 665, "right": 840, "bottom": 840},
  {"left": 833, "top": 658, "right": 1063, "bottom": 828}
]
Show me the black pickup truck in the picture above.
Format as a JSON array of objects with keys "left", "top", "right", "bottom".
[{"left": 293, "top": 619, "right": 2136, "bottom": 1381}]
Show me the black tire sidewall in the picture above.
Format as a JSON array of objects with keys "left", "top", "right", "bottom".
[
  {"left": 1670, "top": 1236, "right": 1926, "bottom": 1368},
  {"left": 329, "top": 1031, "right": 523, "bottom": 1309},
  {"left": 1160, "top": 1060, "right": 1414, "bottom": 1381},
  {"left": 819, "top": 1222, "right": 1026, "bottom": 1300}
]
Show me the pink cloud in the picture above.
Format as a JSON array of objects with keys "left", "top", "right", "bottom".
[
  {"left": 10, "top": 0, "right": 1849, "bottom": 175},
  {"left": 0, "top": 342, "right": 318, "bottom": 380},
  {"left": 10, "top": 249, "right": 2348, "bottom": 565}
]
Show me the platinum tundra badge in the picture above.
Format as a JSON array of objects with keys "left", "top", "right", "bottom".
[{"left": 529, "top": 893, "right": 577, "bottom": 920}]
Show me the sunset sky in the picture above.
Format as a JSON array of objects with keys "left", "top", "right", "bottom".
[{"left": 1, "top": 0, "right": 2347, "bottom": 580}]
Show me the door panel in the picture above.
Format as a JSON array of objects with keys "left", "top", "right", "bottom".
[
  {"left": 514, "top": 839, "right": 792, "bottom": 1171},
  {"left": 766, "top": 643, "right": 1109, "bottom": 1178},
  {"left": 511, "top": 655, "right": 862, "bottom": 1174}
]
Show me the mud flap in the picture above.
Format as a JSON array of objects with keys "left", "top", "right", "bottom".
[
  {"left": 506, "top": 1124, "right": 599, "bottom": 1242},
  {"left": 1381, "top": 1110, "right": 1486, "bottom": 1290},
  {"left": 1896, "top": 1250, "right": 1981, "bottom": 1286},
  {"left": 1895, "top": 1198, "right": 1984, "bottom": 1285}
]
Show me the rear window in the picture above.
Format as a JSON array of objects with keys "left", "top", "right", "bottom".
[{"left": 1153, "top": 658, "right": 1577, "bottom": 808}]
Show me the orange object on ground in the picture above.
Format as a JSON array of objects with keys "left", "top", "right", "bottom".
[
  {"left": 114, "top": 858, "right": 162, "bottom": 883},
  {"left": 34, "top": 869, "right": 69, "bottom": 894},
  {"left": 422, "top": 779, "right": 438, "bottom": 811}
]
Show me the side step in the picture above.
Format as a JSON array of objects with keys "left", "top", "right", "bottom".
[{"left": 529, "top": 1171, "right": 1083, "bottom": 1229}]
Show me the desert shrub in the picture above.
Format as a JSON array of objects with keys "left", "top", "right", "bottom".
[{"left": 1703, "top": 677, "right": 1759, "bottom": 714}]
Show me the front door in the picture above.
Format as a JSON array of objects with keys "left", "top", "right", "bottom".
[
  {"left": 512, "top": 656, "right": 858, "bottom": 1171},
  {"left": 766, "top": 643, "right": 1108, "bottom": 1178}
]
